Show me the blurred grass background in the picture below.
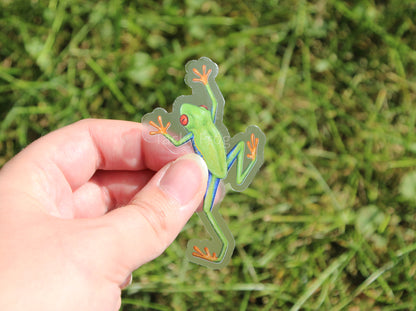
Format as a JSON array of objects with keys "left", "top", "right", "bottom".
[{"left": 1, "top": 0, "right": 416, "bottom": 310}]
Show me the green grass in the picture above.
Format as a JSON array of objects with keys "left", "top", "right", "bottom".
[{"left": 1, "top": 0, "right": 416, "bottom": 310}]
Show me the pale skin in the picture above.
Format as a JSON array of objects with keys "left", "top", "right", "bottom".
[{"left": 0, "top": 119, "right": 210, "bottom": 311}]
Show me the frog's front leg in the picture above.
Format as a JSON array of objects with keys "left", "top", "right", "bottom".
[
  {"left": 149, "top": 115, "right": 193, "bottom": 146},
  {"left": 192, "top": 65, "right": 218, "bottom": 122}
]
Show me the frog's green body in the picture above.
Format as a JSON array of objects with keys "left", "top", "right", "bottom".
[{"left": 180, "top": 104, "right": 227, "bottom": 179}]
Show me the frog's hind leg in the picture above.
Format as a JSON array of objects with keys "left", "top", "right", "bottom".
[
  {"left": 187, "top": 174, "right": 235, "bottom": 268},
  {"left": 226, "top": 133, "right": 259, "bottom": 185}
]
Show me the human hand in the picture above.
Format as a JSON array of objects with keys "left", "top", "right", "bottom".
[{"left": 0, "top": 119, "right": 208, "bottom": 311}]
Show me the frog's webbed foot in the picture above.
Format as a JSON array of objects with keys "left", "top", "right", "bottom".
[
  {"left": 149, "top": 115, "right": 171, "bottom": 135},
  {"left": 192, "top": 246, "right": 218, "bottom": 262},
  {"left": 246, "top": 133, "right": 259, "bottom": 160},
  {"left": 192, "top": 65, "right": 212, "bottom": 85}
]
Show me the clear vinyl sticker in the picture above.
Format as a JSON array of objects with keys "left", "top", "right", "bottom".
[{"left": 142, "top": 57, "right": 266, "bottom": 269}]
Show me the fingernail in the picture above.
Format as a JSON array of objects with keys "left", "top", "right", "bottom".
[{"left": 159, "top": 154, "right": 207, "bottom": 205}]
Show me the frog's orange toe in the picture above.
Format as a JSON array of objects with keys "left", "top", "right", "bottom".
[
  {"left": 192, "top": 246, "right": 218, "bottom": 261},
  {"left": 149, "top": 116, "right": 170, "bottom": 135},
  {"left": 192, "top": 65, "right": 212, "bottom": 85},
  {"left": 246, "top": 133, "right": 259, "bottom": 160}
]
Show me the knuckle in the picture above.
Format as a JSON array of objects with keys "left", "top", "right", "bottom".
[
  {"left": 75, "top": 118, "right": 94, "bottom": 127},
  {"left": 130, "top": 196, "right": 174, "bottom": 252}
]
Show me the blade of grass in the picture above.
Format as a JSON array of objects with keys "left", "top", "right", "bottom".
[
  {"left": 290, "top": 251, "right": 355, "bottom": 311},
  {"left": 333, "top": 260, "right": 396, "bottom": 311},
  {"left": 86, "top": 57, "right": 135, "bottom": 114}
]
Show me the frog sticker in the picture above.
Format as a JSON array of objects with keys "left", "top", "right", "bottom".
[{"left": 142, "top": 57, "right": 265, "bottom": 269}]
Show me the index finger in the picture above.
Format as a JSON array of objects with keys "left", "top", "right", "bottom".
[{"left": 3, "top": 119, "right": 193, "bottom": 190}]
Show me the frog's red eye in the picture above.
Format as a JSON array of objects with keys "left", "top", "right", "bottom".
[
  {"left": 180, "top": 114, "right": 188, "bottom": 126},
  {"left": 200, "top": 105, "right": 208, "bottom": 110}
]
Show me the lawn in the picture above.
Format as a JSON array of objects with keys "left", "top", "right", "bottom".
[{"left": 1, "top": 0, "right": 416, "bottom": 310}]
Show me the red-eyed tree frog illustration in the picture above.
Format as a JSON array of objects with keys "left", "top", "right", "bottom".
[{"left": 142, "top": 57, "right": 265, "bottom": 269}]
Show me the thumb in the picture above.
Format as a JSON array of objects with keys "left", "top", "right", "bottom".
[{"left": 95, "top": 153, "right": 208, "bottom": 273}]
